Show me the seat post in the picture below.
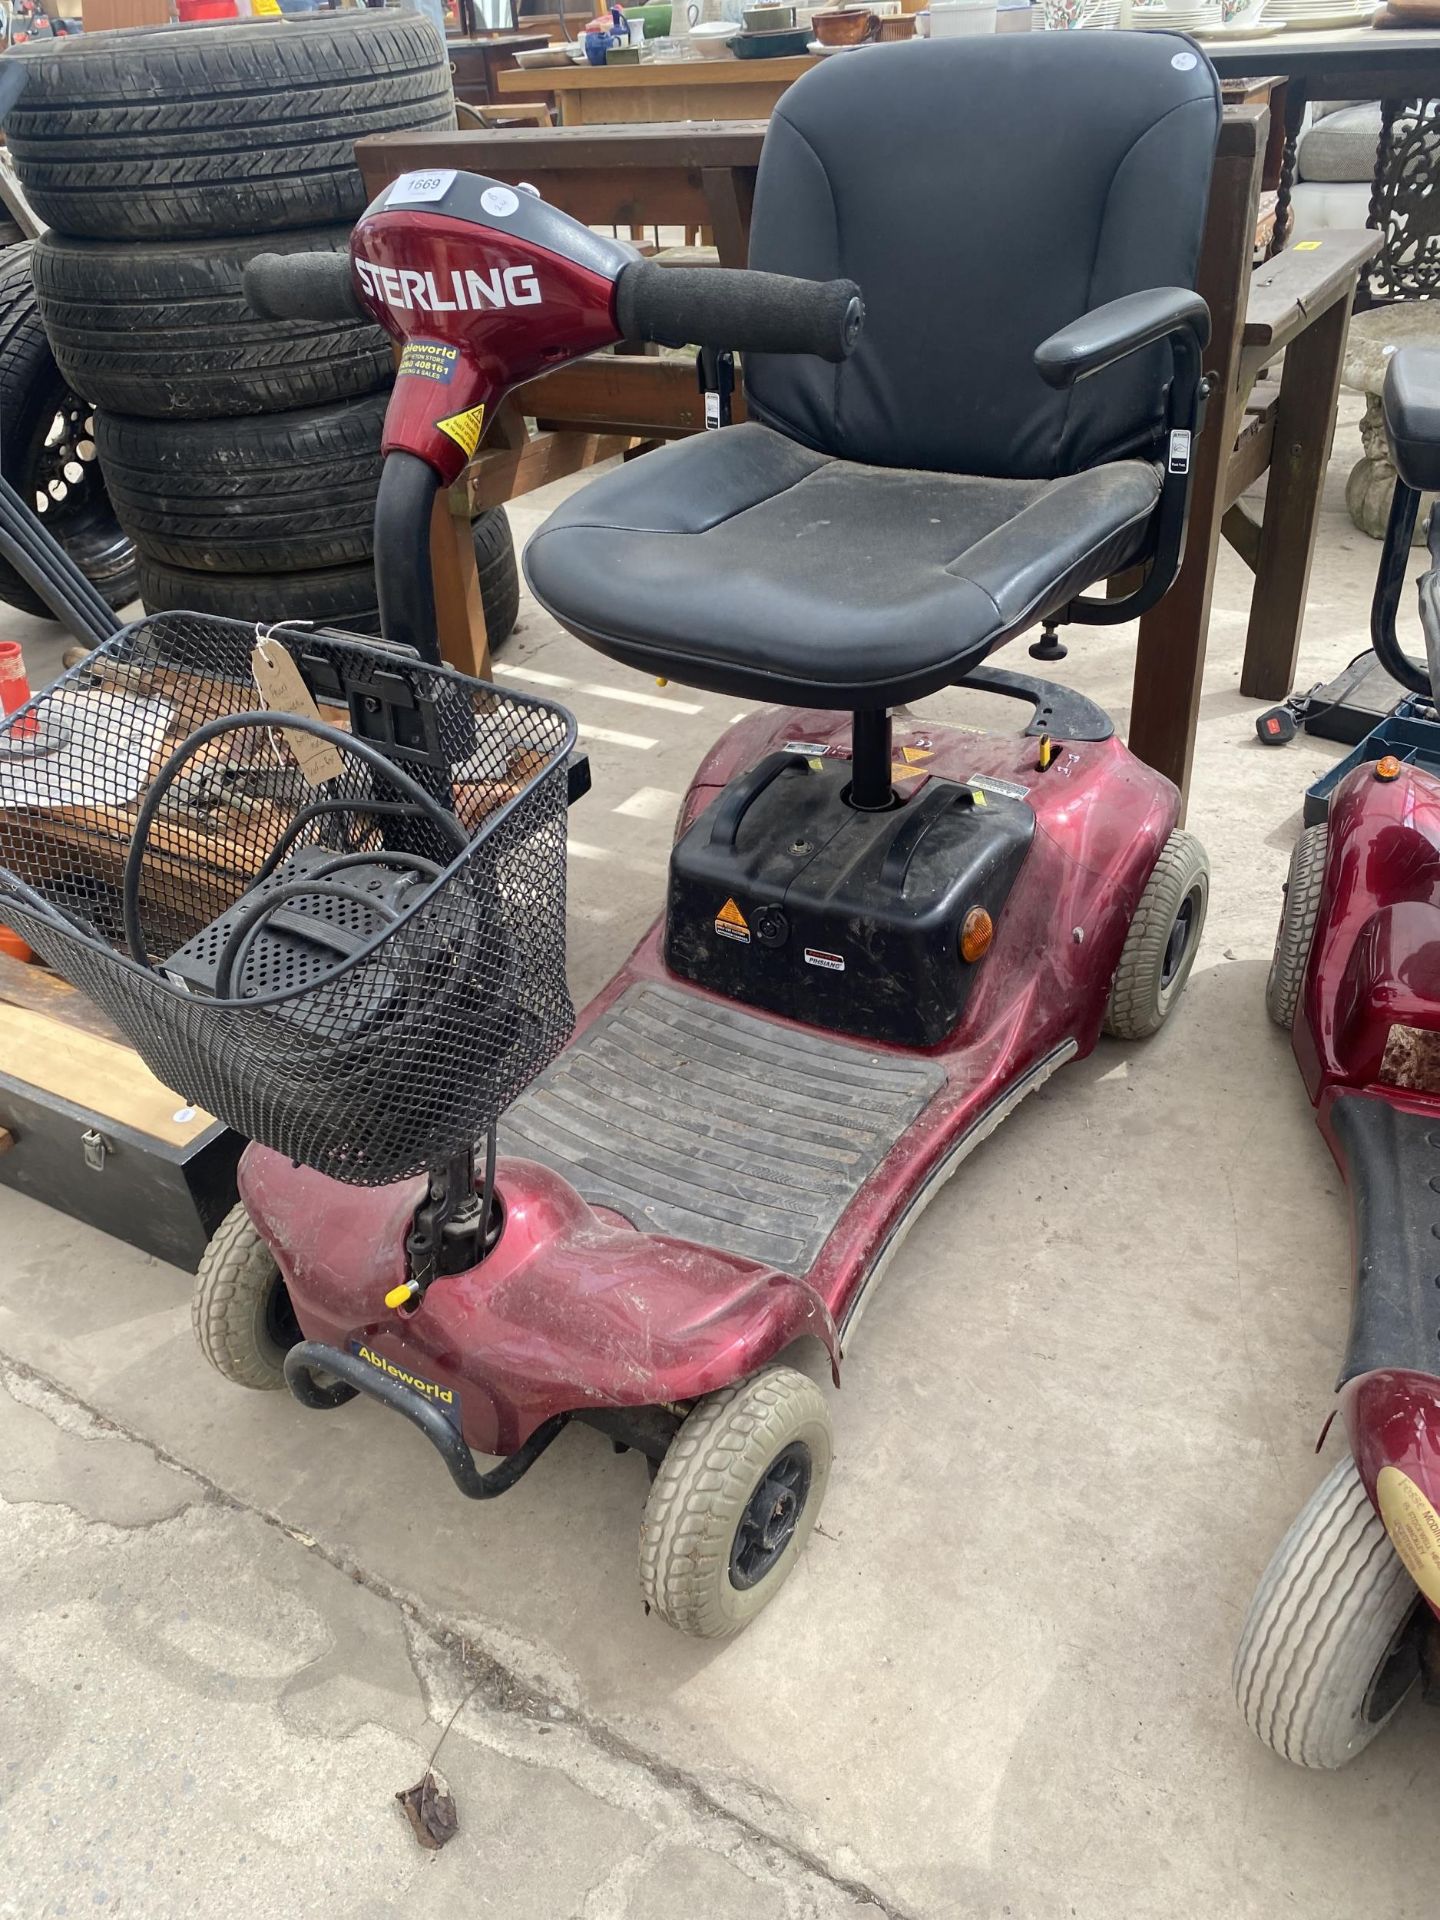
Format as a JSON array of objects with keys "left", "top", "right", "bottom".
[{"left": 849, "top": 709, "right": 893, "bottom": 811}]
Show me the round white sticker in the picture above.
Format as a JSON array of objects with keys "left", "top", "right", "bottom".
[
  {"left": 481, "top": 186, "right": 520, "bottom": 219},
  {"left": 1171, "top": 50, "right": 1197, "bottom": 70}
]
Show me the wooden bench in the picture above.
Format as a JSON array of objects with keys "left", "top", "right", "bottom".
[{"left": 1226, "top": 229, "right": 1382, "bottom": 699}]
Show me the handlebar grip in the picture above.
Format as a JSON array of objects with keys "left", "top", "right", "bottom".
[
  {"left": 243, "top": 251, "right": 363, "bottom": 323},
  {"left": 614, "top": 260, "right": 863, "bottom": 364}
]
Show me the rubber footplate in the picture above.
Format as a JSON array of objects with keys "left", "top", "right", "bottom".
[
  {"left": 1332, "top": 1092, "right": 1440, "bottom": 1382},
  {"left": 501, "top": 981, "right": 944, "bottom": 1276}
]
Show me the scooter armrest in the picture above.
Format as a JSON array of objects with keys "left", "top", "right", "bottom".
[
  {"left": 1384, "top": 348, "right": 1440, "bottom": 496},
  {"left": 1047, "top": 290, "right": 1212, "bottom": 633},
  {"left": 1034, "top": 287, "right": 1210, "bottom": 390}
]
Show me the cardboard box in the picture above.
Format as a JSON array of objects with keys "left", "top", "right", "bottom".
[{"left": 80, "top": 0, "right": 175, "bottom": 31}]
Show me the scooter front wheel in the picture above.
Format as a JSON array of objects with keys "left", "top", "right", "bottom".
[
  {"left": 1265, "top": 822, "right": 1327, "bottom": 1030},
  {"left": 639, "top": 1366, "right": 833, "bottom": 1638},
  {"left": 192, "top": 1201, "right": 300, "bottom": 1392},
  {"left": 1233, "top": 1452, "right": 1425, "bottom": 1768}
]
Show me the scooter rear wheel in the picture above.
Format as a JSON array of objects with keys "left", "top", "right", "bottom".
[
  {"left": 639, "top": 1366, "right": 833, "bottom": 1638},
  {"left": 192, "top": 1201, "right": 299, "bottom": 1392},
  {"left": 1233, "top": 1453, "right": 1424, "bottom": 1769},
  {"left": 1104, "top": 829, "right": 1210, "bottom": 1039},
  {"left": 1265, "top": 823, "right": 1327, "bottom": 1031}
]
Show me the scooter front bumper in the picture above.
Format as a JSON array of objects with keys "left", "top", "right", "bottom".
[{"left": 283, "top": 1340, "right": 570, "bottom": 1498}]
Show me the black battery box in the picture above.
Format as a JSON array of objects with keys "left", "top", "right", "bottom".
[{"left": 664, "top": 752, "right": 1034, "bottom": 1047}]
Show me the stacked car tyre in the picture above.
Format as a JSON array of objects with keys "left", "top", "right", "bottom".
[
  {"left": 0, "top": 242, "right": 137, "bottom": 619},
  {"left": 13, "top": 14, "right": 519, "bottom": 643}
]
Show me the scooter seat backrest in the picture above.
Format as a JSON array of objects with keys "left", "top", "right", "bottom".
[{"left": 742, "top": 33, "right": 1221, "bottom": 483}]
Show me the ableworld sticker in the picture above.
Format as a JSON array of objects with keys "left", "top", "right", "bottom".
[{"left": 350, "top": 1343, "right": 461, "bottom": 1428}]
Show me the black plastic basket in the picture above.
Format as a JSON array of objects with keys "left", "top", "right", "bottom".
[{"left": 0, "top": 612, "right": 576, "bottom": 1185}]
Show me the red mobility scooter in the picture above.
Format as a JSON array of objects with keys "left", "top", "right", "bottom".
[
  {"left": 1235, "top": 349, "right": 1440, "bottom": 1764},
  {"left": 0, "top": 37, "right": 1220, "bottom": 1635}
]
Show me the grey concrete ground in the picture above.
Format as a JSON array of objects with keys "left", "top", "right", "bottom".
[{"left": 1, "top": 398, "right": 1436, "bottom": 1918}]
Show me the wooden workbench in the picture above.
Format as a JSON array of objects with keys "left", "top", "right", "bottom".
[{"left": 498, "top": 53, "right": 819, "bottom": 125}]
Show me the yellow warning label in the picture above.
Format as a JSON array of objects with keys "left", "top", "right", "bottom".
[
  {"left": 900, "top": 745, "right": 934, "bottom": 765},
  {"left": 1376, "top": 1465, "right": 1440, "bottom": 1607},
  {"left": 715, "top": 897, "right": 750, "bottom": 945},
  {"left": 1294, "top": 240, "right": 1323, "bottom": 251},
  {"left": 434, "top": 404, "right": 486, "bottom": 460},
  {"left": 891, "top": 761, "right": 929, "bottom": 783}
]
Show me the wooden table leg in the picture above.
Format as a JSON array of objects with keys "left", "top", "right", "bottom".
[
  {"left": 1261, "top": 79, "right": 1290, "bottom": 260},
  {"left": 1128, "top": 113, "right": 1265, "bottom": 813},
  {"left": 700, "top": 166, "right": 755, "bottom": 268},
  {"left": 1362, "top": 98, "right": 1402, "bottom": 311},
  {"left": 1273, "top": 79, "right": 1307, "bottom": 257},
  {"left": 1237, "top": 292, "right": 1350, "bottom": 702},
  {"left": 431, "top": 494, "right": 492, "bottom": 681}
]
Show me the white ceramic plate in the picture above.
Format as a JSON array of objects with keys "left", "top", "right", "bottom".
[
  {"left": 1131, "top": 4, "right": 1222, "bottom": 20},
  {"left": 1189, "top": 15, "right": 1286, "bottom": 31},
  {"left": 1260, "top": 0, "right": 1373, "bottom": 13},
  {"left": 1269, "top": 3, "right": 1376, "bottom": 23}
]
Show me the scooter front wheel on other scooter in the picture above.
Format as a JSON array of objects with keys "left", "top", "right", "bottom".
[
  {"left": 1265, "top": 823, "right": 1327, "bottom": 1031},
  {"left": 640, "top": 1366, "right": 834, "bottom": 1638},
  {"left": 192, "top": 1200, "right": 302, "bottom": 1393},
  {"left": 1234, "top": 1453, "right": 1425, "bottom": 1768},
  {"left": 1104, "top": 829, "right": 1210, "bottom": 1040}
]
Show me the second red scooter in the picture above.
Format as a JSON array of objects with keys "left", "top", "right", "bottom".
[{"left": 1235, "top": 346, "right": 1440, "bottom": 1768}]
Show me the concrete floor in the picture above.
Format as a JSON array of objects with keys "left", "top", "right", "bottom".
[{"left": 1, "top": 401, "right": 1436, "bottom": 1919}]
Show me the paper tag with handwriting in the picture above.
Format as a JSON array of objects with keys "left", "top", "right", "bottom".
[{"left": 251, "top": 638, "right": 345, "bottom": 787}]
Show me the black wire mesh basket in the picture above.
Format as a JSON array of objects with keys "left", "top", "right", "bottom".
[{"left": 0, "top": 612, "right": 576, "bottom": 1185}]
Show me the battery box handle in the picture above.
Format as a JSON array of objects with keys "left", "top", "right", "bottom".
[{"left": 706, "top": 750, "right": 810, "bottom": 852}]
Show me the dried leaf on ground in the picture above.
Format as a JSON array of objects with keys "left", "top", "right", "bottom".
[{"left": 396, "top": 1769, "right": 459, "bottom": 1850}]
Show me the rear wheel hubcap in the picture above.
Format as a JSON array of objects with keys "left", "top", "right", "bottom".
[{"left": 729, "top": 1441, "right": 812, "bottom": 1591}]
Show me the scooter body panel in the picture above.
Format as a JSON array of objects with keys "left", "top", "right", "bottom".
[
  {"left": 350, "top": 180, "right": 633, "bottom": 485},
  {"left": 1296, "top": 761, "right": 1440, "bottom": 1102},
  {"left": 240, "top": 1147, "right": 837, "bottom": 1458},
  {"left": 244, "top": 704, "right": 1180, "bottom": 1455},
  {"left": 1342, "top": 1368, "right": 1440, "bottom": 1623}
]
